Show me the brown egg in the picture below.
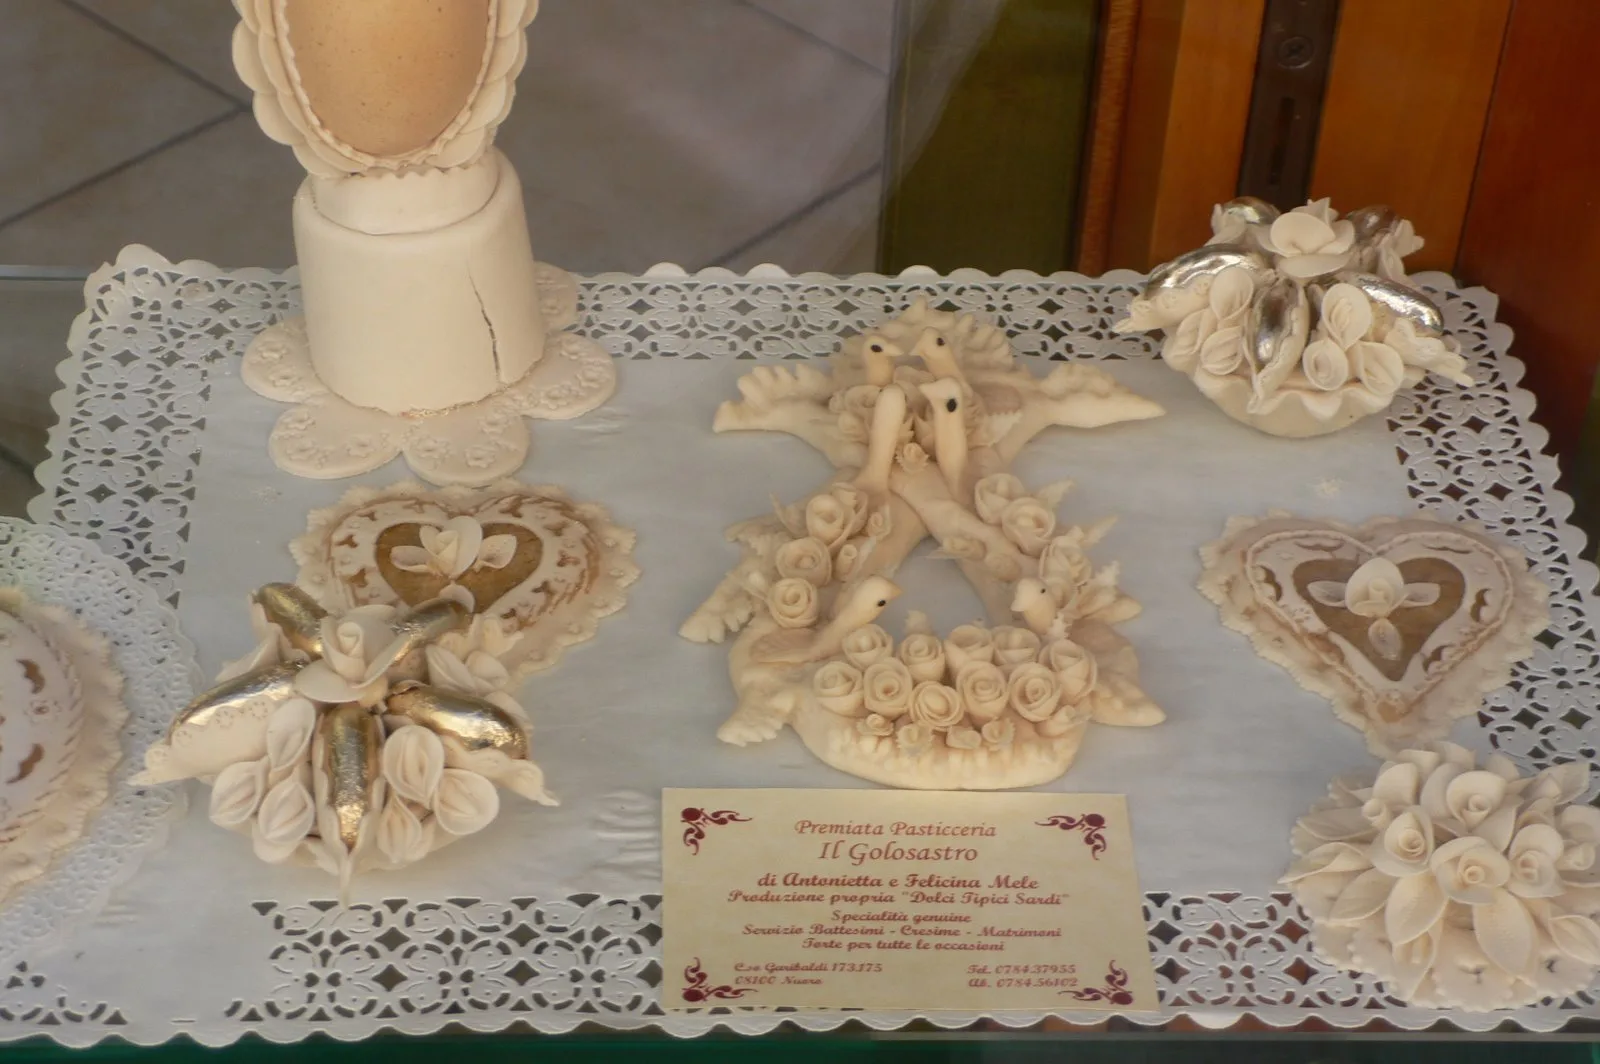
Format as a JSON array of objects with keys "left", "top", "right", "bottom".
[{"left": 283, "top": 0, "right": 493, "bottom": 158}]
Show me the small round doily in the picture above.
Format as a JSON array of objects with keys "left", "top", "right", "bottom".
[
  {"left": 0, "top": 519, "right": 196, "bottom": 968},
  {"left": 241, "top": 262, "right": 617, "bottom": 486}
]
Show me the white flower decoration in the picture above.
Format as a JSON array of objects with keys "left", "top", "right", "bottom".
[
  {"left": 1161, "top": 266, "right": 1256, "bottom": 377},
  {"left": 1283, "top": 744, "right": 1600, "bottom": 1010},
  {"left": 389, "top": 517, "right": 517, "bottom": 609},
  {"left": 294, "top": 605, "right": 405, "bottom": 707},
  {"left": 908, "top": 681, "right": 965, "bottom": 731},
  {"left": 1307, "top": 557, "right": 1440, "bottom": 661},
  {"left": 955, "top": 662, "right": 1009, "bottom": 724},
  {"left": 980, "top": 718, "right": 1015, "bottom": 748},
  {"left": 999, "top": 497, "right": 1057, "bottom": 557},
  {"left": 1372, "top": 219, "right": 1425, "bottom": 282},
  {"left": 973, "top": 474, "right": 1027, "bottom": 526},
  {"left": 813, "top": 661, "right": 866, "bottom": 717},
  {"left": 1260, "top": 199, "right": 1358, "bottom": 279},
  {"left": 767, "top": 577, "right": 821, "bottom": 630},
  {"left": 856, "top": 712, "right": 895, "bottom": 738},
  {"left": 775, "top": 536, "right": 833, "bottom": 587},
  {"left": 842, "top": 624, "right": 895, "bottom": 669},
  {"left": 863, "top": 660, "right": 915, "bottom": 720}
]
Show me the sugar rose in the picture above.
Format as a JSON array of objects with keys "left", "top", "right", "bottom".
[
  {"left": 812, "top": 661, "right": 865, "bottom": 716},
  {"left": 767, "top": 578, "right": 819, "bottom": 629},
  {"left": 981, "top": 718, "right": 1015, "bottom": 748},
  {"left": 945, "top": 624, "right": 995, "bottom": 672},
  {"left": 898, "top": 633, "right": 946, "bottom": 682},
  {"left": 1041, "top": 639, "right": 1097, "bottom": 703},
  {"left": 1040, "top": 536, "right": 1092, "bottom": 591},
  {"left": 1000, "top": 497, "right": 1056, "bottom": 556},
  {"left": 856, "top": 713, "right": 895, "bottom": 738},
  {"left": 863, "top": 660, "right": 914, "bottom": 720},
  {"left": 843, "top": 624, "right": 895, "bottom": 668},
  {"left": 805, "top": 483, "right": 869, "bottom": 550},
  {"left": 1008, "top": 662, "right": 1062, "bottom": 723},
  {"left": 955, "top": 662, "right": 1009, "bottom": 724},
  {"left": 909, "top": 681, "right": 965, "bottom": 731},
  {"left": 993, "top": 626, "right": 1043, "bottom": 671},
  {"left": 775, "top": 536, "right": 832, "bottom": 586},
  {"left": 974, "top": 473, "right": 1026, "bottom": 525}
]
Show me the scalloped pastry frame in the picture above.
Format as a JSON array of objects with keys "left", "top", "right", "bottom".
[
  {"left": 290, "top": 478, "right": 640, "bottom": 682},
  {"left": 0, "top": 590, "right": 127, "bottom": 907},
  {"left": 240, "top": 261, "right": 618, "bottom": 486},
  {"left": 1198, "top": 511, "right": 1551, "bottom": 753},
  {"left": 231, "top": 0, "right": 538, "bottom": 176}
]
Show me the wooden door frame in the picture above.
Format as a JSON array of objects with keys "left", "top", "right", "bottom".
[{"left": 1076, "top": 0, "right": 1264, "bottom": 274}]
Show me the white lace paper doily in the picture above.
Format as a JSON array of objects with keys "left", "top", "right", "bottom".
[
  {"left": 0, "top": 518, "right": 195, "bottom": 971},
  {"left": 12, "top": 246, "right": 1600, "bottom": 1044}
]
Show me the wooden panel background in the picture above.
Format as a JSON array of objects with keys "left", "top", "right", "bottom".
[
  {"left": 1104, "top": 0, "right": 1264, "bottom": 271},
  {"left": 1074, "top": 0, "right": 1140, "bottom": 276},
  {"left": 1458, "top": 0, "right": 1600, "bottom": 473},
  {"left": 1308, "top": 0, "right": 1511, "bottom": 273}
]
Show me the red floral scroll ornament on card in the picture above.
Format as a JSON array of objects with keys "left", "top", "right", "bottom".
[
  {"left": 681, "top": 958, "right": 753, "bottom": 1003},
  {"left": 1036, "top": 813, "right": 1109, "bottom": 859},
  {"left": 1063, "top": 961, "right": 1134, "bottom": 1006},
  {"left": 680, "top": 807, "right": 750, "bottom": 855}
]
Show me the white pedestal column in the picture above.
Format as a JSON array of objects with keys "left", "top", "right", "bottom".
[{"left": 291, "top": 150, "right": 546, "bottom": 415}]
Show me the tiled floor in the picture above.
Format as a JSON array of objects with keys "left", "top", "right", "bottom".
[
  {"left": 0, "top": 0, "right": 899, "bottom": 515},
  {"left": 0, "top": 0, "right": 894, "bottom": 274}
]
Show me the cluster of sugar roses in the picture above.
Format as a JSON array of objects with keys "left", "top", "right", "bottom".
[
  {"left": 1117, "top": 198, "right": 1472, "bottom": 437},
  {"left": 137, "top": 585, "right": 553, "bottom": 896},
  {"left": 811, "top": 610, "right": 1138, "bottom": 762},
  {"left": 1283, "top": 742, "right": 1600, "bottom": 1010}
]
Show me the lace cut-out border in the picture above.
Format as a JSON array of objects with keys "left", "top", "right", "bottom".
[{"left": 18, "top": 246, "right": 1600, "bottom": 1041}]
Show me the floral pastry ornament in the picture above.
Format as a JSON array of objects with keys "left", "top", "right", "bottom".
[
  {"left": 0, "top": 589, "right": 126, "bottom": 905},
  {"left": 388, "top": 517, "right": 518, "bottom": 605},
  {"left": 290, "top": 480, "right": 638, "bottom": 681},
  {"left": 1115, "top": 197, "right": 1473, "bottom": 437},
  {"left": 1283, "top": 743, "right": 1600, "bottom": 1010},
  {"left": 1199, "top": 512, "right": 1549, "bottom": 754},
  {"left": 683, "top": 301, "right": 1166, "bottom": 789},
  {"left": 134, "top": 583, "right": 554, "bottom": 897}
]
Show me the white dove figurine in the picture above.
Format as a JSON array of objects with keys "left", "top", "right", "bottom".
[
  {"left": 853, "top": 384, "right": 909, "bottom": 498},
  {"left": 912, "top": 327, "right": 968, "bottom": 383},
  {"left": 860, "top": 333, "right": 904, "bottom": 386},
  {"left": 919, "top": 377, "right": 970, "bottom": 500}
]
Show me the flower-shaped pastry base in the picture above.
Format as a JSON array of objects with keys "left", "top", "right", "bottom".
[{"left": 242, "top": 263, "right": 616, "bottom": 486}]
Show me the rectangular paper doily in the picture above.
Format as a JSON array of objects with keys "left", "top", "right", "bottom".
[{"left": 15, "top": 249, "right": 1600, "bottom": 1043}]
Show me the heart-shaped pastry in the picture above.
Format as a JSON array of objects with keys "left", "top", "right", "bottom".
[
  {"left": 1199, "top": 512, "right": 1549, "bottom": 752},
  {"left": 0, "top": 587, "right": 125, "bottom": 905},
  {"left": 292, "top": 480, "right": 638, "bottom": 679}
]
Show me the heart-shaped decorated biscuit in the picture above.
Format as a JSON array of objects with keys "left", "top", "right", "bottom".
[
  {"left": 1199, "top": 512, "right": 1549, "bottom": 753},
  {"left": 292, "top": 480, "right": 638, "bottom": 679}
]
